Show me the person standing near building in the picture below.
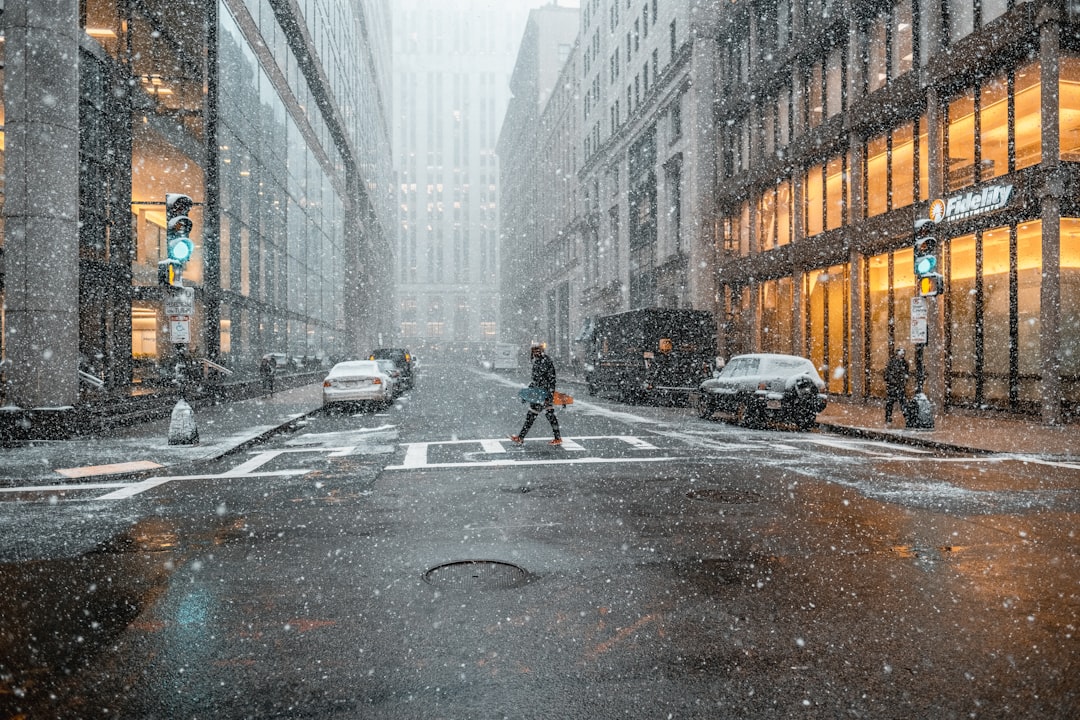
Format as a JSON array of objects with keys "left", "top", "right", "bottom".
[
  {"left": 511, "top": 344, "right": 562, "bottom": 446},
  {"left": 884, "top": 347, "right": 910, "bottom": 425}
]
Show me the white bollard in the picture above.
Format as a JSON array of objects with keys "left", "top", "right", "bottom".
[{"left": 168, "top": 398, "right": 199, "bottom": 445}]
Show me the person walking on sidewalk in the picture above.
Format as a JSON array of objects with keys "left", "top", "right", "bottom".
[
  {"left": 884, "top": 347, "right": 910, "bottom": 424},
  {"left": 511, "top": 344, "right": 562, "bottom": 446}
]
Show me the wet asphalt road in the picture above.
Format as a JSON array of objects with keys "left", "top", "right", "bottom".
[{"left": 1, "top": 361, "right": 1078, "bottom": 718}]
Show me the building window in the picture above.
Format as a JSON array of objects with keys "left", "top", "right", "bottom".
[
  {"left": 865, "top": 249, "right": 913, "bottom": 397},
  {"left": 946, "top": 222, "right": 1044, "bottom": 411},
  {"left": 1061, "top": 218, "right": 1080, "bottom": 408},
  {"left": 864, "top": 118, "right": 925, "bottom": 218},
  {"left": 947, "top": 61, "right": 1042, "bottom": 192},
  {"left": 825, "top": 155, "right": 847, "bottom": 231},
  {"left": 826, "top": 45, "right": 844, "bottom": 119},
  {"left": 867, "top": 10, "right": 888, "bottom": 93},
  {"left": 805, "top": 264, "right": 850, "bottom": 395},
  {"left": 669, "top": 95, "right": 682, "bottom": 139},
  {"left": 1062, "top": 57, "right": 1080, "bottom": 160},
  {"left": 892, "top": 0, "right": 913, "bottom": 78},
  {"left": 759, "top": 277, "right": 794, "bottom": 354},
  {"left": 947, "top": 0, "right": 975, "bottom": 43},
  {"left": 805, "top": 163, "right": 824, "bottom": 237},
  {"left": 756, "top": 180, "right": 793, "bottom": 252},
  {"left": 807, "top": 60, "right": 824, "bottom": 128}
]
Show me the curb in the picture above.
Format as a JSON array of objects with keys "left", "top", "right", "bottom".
[{"left": 816, "top": 421, "right": 993, "bottom": 455}]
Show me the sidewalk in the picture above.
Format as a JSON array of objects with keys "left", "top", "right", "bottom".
[
  {"left": 816, "top": 398, "right": 1080, "bottom": 460},
  {"left": 0, "top": 383, "right": 325, "bottom": 486}
]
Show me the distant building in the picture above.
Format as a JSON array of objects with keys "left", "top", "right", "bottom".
[
  {"left": 501, "top": 0, "right": 722, "bottom": 367},
  {"left": 390, "top": 0, "right": 538, "bottom": 356},
  {"left": 0, "top": 0, "right": 394, "bottom": 422},
  {"left": 498, "top": 4, "right": 582, "bottom": 360}
]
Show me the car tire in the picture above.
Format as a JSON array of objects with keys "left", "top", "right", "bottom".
[
  {"left": 794, "top": 411, "right": 817, "bottom": 431},
  {"left": 735, "top": 400, "right": 763, "bottom": 428}
]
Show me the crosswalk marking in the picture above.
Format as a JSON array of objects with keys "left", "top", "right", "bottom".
[{"left": 388, "top": 435, "right": 667, "bottom": 471}]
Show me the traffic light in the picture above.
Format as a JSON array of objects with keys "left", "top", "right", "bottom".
[
  {"left": 913, "top": 232, "right": 938, "bottom": 277},
  {"left": 918, "top": 273, "right": 943, "bottom": 297},
  {"left": 158, "top": 259, "right": 182, "bottom": 286},
  {"left": 165, "top": 192, "right": 195, "bottom": 268}
]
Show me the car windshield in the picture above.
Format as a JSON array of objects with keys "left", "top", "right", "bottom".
[{"left": 722, "top": 357, "right": 760, "bottom": 377}]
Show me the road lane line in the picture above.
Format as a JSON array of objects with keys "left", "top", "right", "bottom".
[
  {"left": 617, "top": 436, "right": 659, "bottom": 450},
  {"left": 386, "top": 455, "right": 689, "bottom": 471},
  {"left": 0, "top": 482, "right": 128, "bottom": 494},
  {"left": 92, "top": 469, "right": 312, "bottom": 500}
]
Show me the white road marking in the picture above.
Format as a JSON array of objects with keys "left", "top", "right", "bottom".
[
  {"left": 480, "top": 439, "right": 506, "bottom": 454},
  {"left": 386, "top": 455, "right": 688, "bottom": 471},
  {"left": 0, "top": 482, "right": 128, "bottom": 494},
  {"left": 1, "top": 447, "right": 349, "bottom": 503},
  {"left": 391, "top": 435, "right": 665, "bottom": 470}
]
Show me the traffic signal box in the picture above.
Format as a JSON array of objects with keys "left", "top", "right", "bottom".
[
  {"left": 160, "top": 193, "right": 194, "bottom": 286},
  {"left": 913, "top": 223, "right": 942, "bottom": 297}
]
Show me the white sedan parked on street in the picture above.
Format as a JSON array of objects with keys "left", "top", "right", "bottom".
[{"left": 322, "top": 360, "right": 394, "bottom": 409}]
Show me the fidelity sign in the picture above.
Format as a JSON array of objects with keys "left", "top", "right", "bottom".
[{"left": 929, "top": 183, "right": 1014, "bottom": 223}]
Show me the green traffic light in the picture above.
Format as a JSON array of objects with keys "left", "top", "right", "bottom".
[
  {"left": 168, "top": 237, "right": 193, "bottom": 262},
  {"left": 915, "top": 255, "right": 936, "bottom": 275}
]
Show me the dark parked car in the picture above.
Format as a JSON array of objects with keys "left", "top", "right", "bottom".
[
  {"left": 697, "top": 353, "right": 827, "bottom": 430},
  {"left": 368, "top": 348, "right": 414, "bottom": 389}
]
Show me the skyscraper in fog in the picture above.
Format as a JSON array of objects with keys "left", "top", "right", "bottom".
[{"left": 390, "top": 0, "right": 540, "bottom": 353}]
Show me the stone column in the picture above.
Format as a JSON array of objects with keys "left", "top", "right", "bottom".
[{"left": 2, "top": 0, "right": 81, "bottom": 409}]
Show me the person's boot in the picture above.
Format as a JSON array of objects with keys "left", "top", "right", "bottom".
[{"left": 509, "top": 435, "right": 524, "bottom": 445}]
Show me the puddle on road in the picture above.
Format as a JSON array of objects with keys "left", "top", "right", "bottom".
[{"left": 0, "top": 515, "right": 253, "bottom": 715}]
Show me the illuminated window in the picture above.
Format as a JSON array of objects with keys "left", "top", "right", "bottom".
[
  {"left": 805, "top": 164, "right": 823, "bottom": 237},
  {"left": 865, "top": 134, "right": 888, "bottom": 217},
  {"left": 1060, "top": 57, "right": 1080, "bottom": 161},
  {"left": 825, "top": 156, "right": 846, "bottom": 231},
  {"left": 947, "top": 93, "right": 976, "bottom": 191},
  {"left": 980, "top": 76, "right": 1009, "bottom": 180},
  {"left": 1061, "top": 219, "right": 1080, "bottom": 402},
  {"left": 1014, "top": 62, "right": 1042, "bottom": 170}
]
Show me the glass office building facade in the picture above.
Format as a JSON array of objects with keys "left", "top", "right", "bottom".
[{"left": 0, "top": 0, "right": 393, "bottom": 413}]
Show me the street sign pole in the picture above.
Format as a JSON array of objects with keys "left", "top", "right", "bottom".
[{"left": 909, "top": 295, "right": 934, "bottom": 429}]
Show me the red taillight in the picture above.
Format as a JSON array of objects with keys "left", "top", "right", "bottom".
[{"left": 323, "top": 380, "right": 332, "bottom": 387}]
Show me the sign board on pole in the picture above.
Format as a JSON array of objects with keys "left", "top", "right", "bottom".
[
  {"left": 910, "top": 297, "right": 928, "bottom": 345},
  {"left": 169, "top": 316, "right": 191, "bottom": 344},
  {"left": 164, "top": 286, "right": 195, "bottom": 317}
]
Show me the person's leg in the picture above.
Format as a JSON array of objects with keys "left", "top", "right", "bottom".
[
  {"left": 513, "top": 404, "right": 540, "bottom": 442},
  {"left": 545, "top": 407, "right": 561, "bottom": 441}
]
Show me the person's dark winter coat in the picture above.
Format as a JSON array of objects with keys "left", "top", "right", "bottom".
[{"left": 884, "top": 349, "right": 910, "bottom": 424}]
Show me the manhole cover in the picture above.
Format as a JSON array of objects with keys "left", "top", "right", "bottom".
[
  {"left": 423, "top": 560, "right": 529, "bottom": 591},
  {"left": 685, "top": 488, "right": 761, "bottom": 504}
]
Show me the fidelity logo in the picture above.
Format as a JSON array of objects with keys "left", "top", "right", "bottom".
[{"left": 931, "top": 183, "right": 1014, "bottom": 223}]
